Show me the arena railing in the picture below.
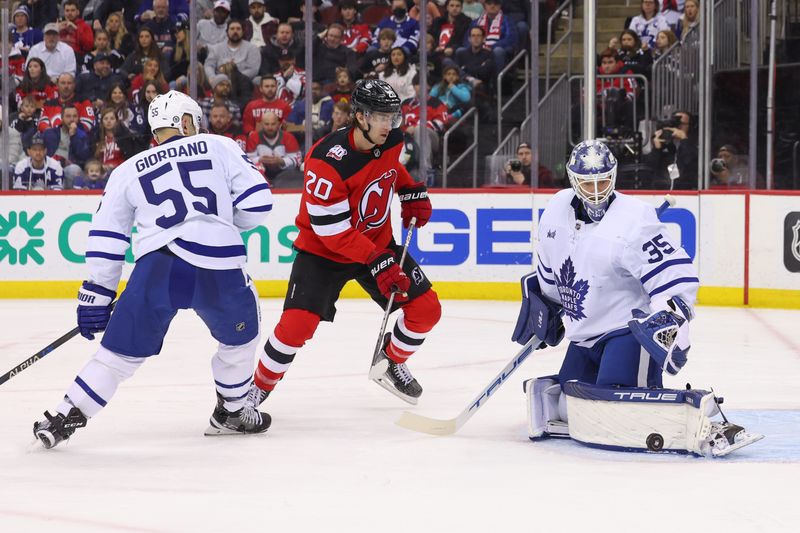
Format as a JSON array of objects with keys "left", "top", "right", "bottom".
[
  {"left": 545, "top": 0, "right": 575, "bottom": 91},
  {"left": 496, "top": 50, "right": 530, "bottom": 146},
  {"left": 651, "top": 26, "right": 701, "bottom": 121},
  {"left": 441, "top": 107, "right": 479, "bottom": 188}
]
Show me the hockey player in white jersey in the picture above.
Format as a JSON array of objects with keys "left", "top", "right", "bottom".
[
  {"left": 33, "top": 91, "right": 274, "bottom": 449},
  {"left": 513, "top": 140, "right": 762, "bottom": 457}
]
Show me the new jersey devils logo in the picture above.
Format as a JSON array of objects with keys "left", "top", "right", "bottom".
[{"left": 357, "top": 169, "right": 396, "bottom": 232}]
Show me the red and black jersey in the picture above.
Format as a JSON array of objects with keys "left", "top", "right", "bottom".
[
  {"left": 39, "top": 97, "right": 95, "bottom": 132},
  {"left": 293, "top": 127, "right": 416, "bottom": 265},
  {"left": 400, "top": 96, "right": 448, "bottom": 133}
]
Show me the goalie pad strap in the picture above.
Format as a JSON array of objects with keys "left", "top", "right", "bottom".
[{"left": 562, "top": 381, "right": 719, "bottom": 455}]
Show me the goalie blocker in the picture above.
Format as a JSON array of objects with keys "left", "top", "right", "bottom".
[{"left": 524, "top": 378, "right": 763, "bottom": 457}]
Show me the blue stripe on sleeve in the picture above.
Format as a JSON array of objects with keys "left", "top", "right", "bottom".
[
  {"left": 174, "top": 238, "right": 246, "bottom": 258},
  {"left": 641, "top": 257, "right": 694, "bottom": 284},
  {"left": 88, "top": 230, "right": 130, "bottom": 243},
  {"left": 537, "top": 265, "right": 556, "bottom": 285},
  {"left": 537, "top": 254, "right": 553, "bottom": 273},
  {"left": 85, "top": 251, "right": 126, "bottom": 261},
  {"left": 648, "top": 277, "right": 700, "bottom": 297},
  {"left": 242, "top": 204, "right": 273, "bottom": 212},
  {"left": 75, "top": 376, "right": 108, "bottom": 407},
  {"left": 214, "top": 377, "right": 253, "bottom": 389},
  {"left": 233, "top": 183, "right": 270, "bottom": 207}
]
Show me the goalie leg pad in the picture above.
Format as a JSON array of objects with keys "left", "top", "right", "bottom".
[
  {"left": 524, "top": 376, "right": 570, "bottom": 440},
  {"left": 562, "top": 380, "right": 720, "bottom": 455}
]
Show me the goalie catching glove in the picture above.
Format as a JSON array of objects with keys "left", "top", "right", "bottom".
[
  {"left": 76, "top": 281, "right": 116, "bottom": 340},
  {"left": 512, "top": 273, "right": 564, "bottom": 349},
  {"left": 628, "top": 296, "right": 693, "bottom": 375},
  {"left": 398, "top": 183, "right": 431, "bottom": 228},
  {"left": 368, "top": 249, "right": 410, "bottom": 302}
]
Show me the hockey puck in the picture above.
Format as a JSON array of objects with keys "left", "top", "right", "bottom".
[{"left": 646, "top": 433, "right": 664, "bottom": 451}]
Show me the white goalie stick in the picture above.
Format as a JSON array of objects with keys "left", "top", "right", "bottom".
[
  {"left": 395, "top": 195, "right": 677, "bottom": 435},
  {"left": 395, "top": 335, "right": 540, "bottom": 435}
]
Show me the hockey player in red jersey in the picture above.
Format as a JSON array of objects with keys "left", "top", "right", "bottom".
[{"left": 249, "top": 79, "right": 440, "bottom": 407}]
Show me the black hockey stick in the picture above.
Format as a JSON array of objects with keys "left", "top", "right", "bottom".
[
  {"left": 368, "top": 216, "right": 417, "bottom": 379},
  {"left": 0, "top": 301, "right": 116, "bottom": 386}
]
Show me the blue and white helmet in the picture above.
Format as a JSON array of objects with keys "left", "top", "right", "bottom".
[{"left": 566, "top": 140, "right": 617, "bottom": 221}]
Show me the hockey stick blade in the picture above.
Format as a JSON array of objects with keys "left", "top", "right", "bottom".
[{"left": 395, "top": 336, "right": 540, "bottom": 436}]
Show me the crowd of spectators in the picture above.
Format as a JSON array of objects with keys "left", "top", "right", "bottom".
[{"left": 2, "top": 0, "right": 539, "bottom": 190}]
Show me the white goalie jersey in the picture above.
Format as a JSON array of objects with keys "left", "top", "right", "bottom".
[
  {"left": 535, "top": 190, "right": 698, "bottom": 347},
  {"left": 85, "top": 134, "right": 273, "bottom": 290}
]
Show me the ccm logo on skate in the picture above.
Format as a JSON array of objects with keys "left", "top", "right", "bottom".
[{"left": 613, "top": 392, "right": 678, "bottom": 401}]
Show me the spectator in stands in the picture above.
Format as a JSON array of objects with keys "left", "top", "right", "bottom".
[
  {"left": 372, "top": 0, "right": 421, "bottom": 56},
  {"left": 292, "top": 0, "right": 326, "bottom": 43},
  {"left": 462, "top": 0, "right": 484, "bottom": 21},
  {"left": 42, "top": 104, "right": 92, "bottom": 186},
  {"left": 72, "top": 159, "right": 108, "bottom": 190},
  {"left": 13, "top": 132, "right": 64, "bottom": 191},
  {"left": 503, "top": 142, "right": 557, "bottom": 187},
  {"left": 653, "top": 29, "right": 678, "bottom": 60},
  {"left": 204, "top": 19, "right": 261, "bottom": 105},
  {"left": 260, "top": 23, "right": 305, "bottom": 76},
  {"left": 39, "top": 72, "right": 95, "bottom": 132},
  {"left": 316, "top": 99, "right": 352, "bottom": 138},
  {"left": 338, "top": 0, "right": 371, "bottom": 55},
  {"left": 501, "top": 0, "right": 531, "bottom": 51},
  {"left": 246, "top": 111, "right": 302, "bottom": 186},
  {"left": 16, "top": 57, "right": 57, "bottom": 110},
  {"left": 244, "top": 0, "right": 278, "bottom": 48},
  {"left": 107, "top": 82, "right": 143, "bottom": 133},
  {"left": 312, "top": 24, "right": 357, "bottom": 84},
  {"left": 135, "top": 0, "right": 189, "bottom": 27},
  {"left": 710, "top": 144, "right": 751, "bottom": 188},
  {"left": 80, "top": 30, "right": 124, "bottom": 75},
  {"left": 423, "top": 33, "right": 446, "bottom": 86},
  {"left": 628, "top": 0, "right": 670, "bottom": 50},
  {"left": 468, "top": 0, "right": 517, "bottom": 72},
  {"left": 3, "top": 31, "right": 26, "bottom": 89},
  {"left": 410, "top": 0, "right": 441, "bottom": 26},
  {"left": 200, "top": 74, "right": 243, "bottom": 127},
  {"left": 120, "top": 27, "right": 165, "bottom": 81},
  {"left": 142, "top": 0, "right": 180, "bottom": 57},
  {"left": 285, "top": 80, "right": 334, "bottom": 143},
  {"left": 243, "top": 76, "right": 293, "bottom": 134},
  {"left": 208, "top": 101, "right": 247, "bottom": 151},
  {"left": 7, "top": 96, "right": 40, "bottom": 165},
  {"left": 18, "top": 1, "right": 58, "bottom": 31},
  {"left": 431, "top": 0, "right": 472, "bottom": 62},
  {"left": 328, "top": 67, "right": 353, "bottom": 105},
  {"left": 455, "top": 26, "right": 496, "bottom": 91},
  {"left": 274, "top": 49, "right": 305, "bottom": 105},
  {"left": 105, "top": 11, "right": 134, "bottom": 58},
  {"left": 198, "top": 0, "right": 231, "bottom": 49},
  {"left": 659, "top": 0, "right": 682, "bottom": 31},
  {"left": 680, "top": 0, "right": 700, "bottom": 41},
  {"left": 401, "top": 74, "right": 449, "bottom": 179},
  {"left": 615, "top": 29, "right": 652, "bottom": 77},
  {"left": 360, "top": 28, "right": 395, "bottom": 79},
  {"left": 168, "top": 21, "right": 191, "bottom": 84},
  {"left": 59, "top": 0, "right": 94, "bottom": 56},
  {"left": 26, "top": 23, "right": 77, "bottom": 83},
  {"left": 132, "top": 80, "right": 162, "bottom": 133},
  {"left": 380, "top": 47, "right": 418, "bottom": 102},
  {"left": 644, "top": 110, "right": 698, "bottom": 187},
  {"left": 266, "top": 0, "right": 302, "bottom": 23},
  {"left": 77, "top": 53, "right": 123, "bottom": 108},
  {"left": 430, "top": 65, "right": 472, "bottom": 120},
  {"left": 94, "top": 106, "right": 139, "bottom": 173},
  {"left": 596, "top": 48, "right": 637, "bottom": 135},
  {"left": 130, "top": 57, "right": 170, "bottom": 101},
  {"left": 11, "top": 6, "right": 42, "bottom": 55}
]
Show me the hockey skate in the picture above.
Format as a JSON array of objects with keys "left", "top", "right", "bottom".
[
  {"left": 370, "top": 333, "right": 423, "bottom": 405},
  {"left": 205, "top": 393, "right": 271, "bottom": 436},
  {"left": 702, "top": 422, "right": 764, "bottom": 458},
  {"left": 33, "top": 407, "right": 88, "bottom": 449},
  {"left": 245, "top": 383, "right": 270, "bottom": 409}
]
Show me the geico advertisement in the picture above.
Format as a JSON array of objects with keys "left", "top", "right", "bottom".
[{"left": 0, "top": 193, "right": 698, "bottom": 283}]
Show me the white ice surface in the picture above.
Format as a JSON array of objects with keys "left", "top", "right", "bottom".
[{"left": 1, "top": 299, "right": 799, "bottom": 532}]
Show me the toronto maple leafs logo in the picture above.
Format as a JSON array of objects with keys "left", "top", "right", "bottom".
[{"left": 554, "top": 257, "right": 589, "bottom": 321}]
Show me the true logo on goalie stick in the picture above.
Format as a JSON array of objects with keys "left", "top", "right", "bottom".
[{"left": 784, "top": 213, "right": 800, "bottom": 272}]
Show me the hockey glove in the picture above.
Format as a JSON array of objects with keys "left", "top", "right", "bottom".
[
  {"left": 628, "top": 297, "right": 692, "bottom": 375},
  {"left": 368, "top": 249, "right": 411, "bottom": 303},
  {"left": 77, "top": 281, "right": 116, "bottom": 340},
  {"left": 511, "top": 273, "right": 564, "bottom": 349},
  {"left": 398, "top": 183, "right": 432, "bottom": 228}
]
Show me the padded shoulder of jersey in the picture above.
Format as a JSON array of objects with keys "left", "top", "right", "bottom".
[{"left": 309, "top": 127, "right": 404, "bottom": 181}]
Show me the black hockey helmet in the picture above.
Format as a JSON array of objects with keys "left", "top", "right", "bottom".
[{"left": 350, "top": 79, "right": 401, "bottom": 116}]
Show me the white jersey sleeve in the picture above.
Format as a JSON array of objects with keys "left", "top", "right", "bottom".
[{"left": 226, "top": 142, "right": 273, "bottom": 231}]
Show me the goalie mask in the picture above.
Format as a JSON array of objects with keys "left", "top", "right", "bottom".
[{"left": 566, "top": 140, "right": 617, "bottom": 222}]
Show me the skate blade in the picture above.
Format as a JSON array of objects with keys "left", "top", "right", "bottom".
[
  {"left": 368, "top": 359, "right": 389, "bottom": 381},
  {"left": 370, "top": 375, "right": 419, "bottom": 405},
  {"left": 711, "top": 432, "right": 765, "bottom": 457},
  {"left": 203, "top": 419, "right": 270, "bottom": 437}
]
